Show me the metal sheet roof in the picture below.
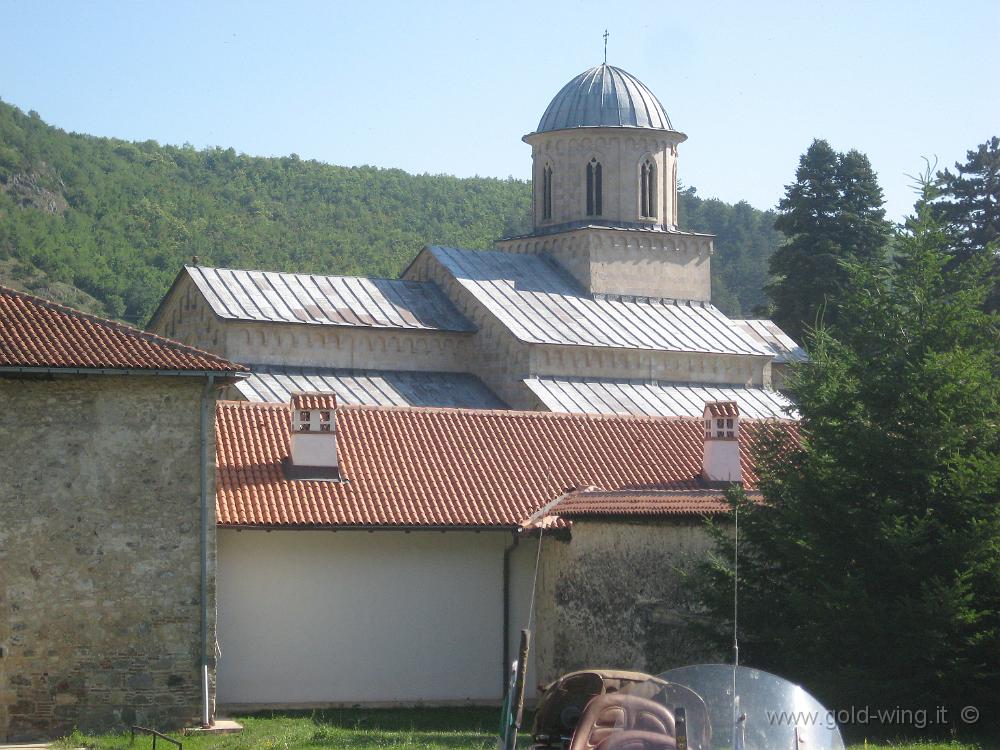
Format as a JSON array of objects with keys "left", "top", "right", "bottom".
[
  {"left": 184, "top": 265, "right": 474, "bottom": 332},
  {"left": 535, "top": 64, "right": 675, "bottom": 134},
  {"left": 427, "top": 246, "right": 771, "bottom": 356},
  {"left": 525, "top": 376, "right": 795, "bottom": 419},
  {"left": 234, "top": 365, "right": 507, "bottom": 409},
  {"left": 730, "top": 319, "right": 806, "bottom": 364}
]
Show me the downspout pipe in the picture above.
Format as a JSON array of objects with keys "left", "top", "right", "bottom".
[
  {"left": 199, "top": 374, "right": 215, "bottom": 728},
  {"left": 502, "top": 531, "right": 519, "bottom": 694}
]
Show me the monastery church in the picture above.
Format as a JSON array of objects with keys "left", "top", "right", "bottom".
[
  {"left": 1, "top": 62, "right": 803, "bottom": 742},
  {"left": 148, "top": 64, "right": 802, "bottom": 417}
]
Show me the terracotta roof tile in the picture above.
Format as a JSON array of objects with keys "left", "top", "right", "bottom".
[
  {"left": 705, "top": 400, "right": 740, "bottom": 418},
  {"left": 540, "top": 488, "right": 765, "bottom": 521},
  {"left": 216, "top": 402, "right": 789, "bottom": 529},
  {"left": 0, "top": 285, "right": 245, "bottom": 373}
]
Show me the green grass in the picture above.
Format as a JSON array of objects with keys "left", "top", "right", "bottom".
[
  {"left": 52, "top": 707, "right": 504, "bottom": 750},
  {"left": 51, "top": 708, "right": 992, "bottom": 750}
]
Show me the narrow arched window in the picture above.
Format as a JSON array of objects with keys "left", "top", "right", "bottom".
[
  {"left": 640, "top": 159, "right": 656, "bottom": 218},
  {"left": 586, "top": 158, "right": 602, "bottom": 216},
  {"left": 542, "top": 164, "right": 553, "bottom": 221}
]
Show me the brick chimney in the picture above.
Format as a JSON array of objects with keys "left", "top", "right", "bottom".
[
  {"left": 702, "top": 400, "right": 741, "bottom": 485},
  {"left": 286, "top": 392, "right": 340, "bottom": 480}
]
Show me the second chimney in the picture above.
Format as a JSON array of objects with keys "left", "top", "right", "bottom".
[{"left": 702, "top": 400, "right": 742, "bottom": 485}]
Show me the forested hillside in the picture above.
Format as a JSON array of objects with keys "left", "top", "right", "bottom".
[{"left": 0, "top": 100, "right": 780, "bottom": 324}]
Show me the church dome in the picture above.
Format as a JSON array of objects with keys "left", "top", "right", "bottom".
[{"left": 534, "top": 64, "right": 675, "bottom": 134}]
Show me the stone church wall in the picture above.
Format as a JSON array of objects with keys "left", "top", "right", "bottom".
[
  {"left": 0, "top": 376, "right": 214, "bottom": 741},
  {"left": 497, "top": 226, "right": 714, "bottom": 303},
  {"left": 533, "top": 520, "right": 722, "bottom": 685}
]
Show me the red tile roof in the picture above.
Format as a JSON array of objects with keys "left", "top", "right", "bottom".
[
  {"left": 0, "top": 285, "right": 245, "bottom": 374},
  {"left": 216, "top": 402, "right": 789, "bottom": 529},
  {"left": 705, "top": 400, "right": 740, "bottom": 418},
  {"left": 291, "top": 392, "right": 339, "bottom": 411},
  {"left": 539, "top": 488, "right": 764, "bottom": 521}
]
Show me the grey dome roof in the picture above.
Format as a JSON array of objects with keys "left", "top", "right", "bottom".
[{"left": 535, "top": 64, "right": 674, "bottom": 134}]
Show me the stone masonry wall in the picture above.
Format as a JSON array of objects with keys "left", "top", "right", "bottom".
[
  {"left": 0, "top": 375, "right": 215, "bottom": 741},
  {"left": 533, "top": 520, "right": 722, "bottom": 685}
]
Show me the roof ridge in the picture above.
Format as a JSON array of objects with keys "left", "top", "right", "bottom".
[
  {"left": 216, "top": 399, "right": 790, "bottom": 424},
  {"left": 0, "top": 284, "right": 245, "bottom": 371},
  {"left": 184, "top": 264, "right": 435, "bottom": 286}
]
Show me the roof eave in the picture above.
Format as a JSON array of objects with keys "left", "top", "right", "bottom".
[
  {"left": 523, "top": 125, "right": 688, "bottom": 143},
  {"left": 217, "top": 522, "right": 524, "bottom": 532},
  {"left": 0, "top": 366, "right": 247, "bottom": 380}
]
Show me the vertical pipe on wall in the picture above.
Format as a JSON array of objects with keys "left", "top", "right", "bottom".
[
  {"left": 502, "top": 532, "right": 519, "bottom": 694},
  {"left": 199, "top": 374, "right": 215, "bottom": 728}
]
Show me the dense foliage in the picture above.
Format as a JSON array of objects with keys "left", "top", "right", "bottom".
[
  {"left": 679, "top": 186, "right": 783, "bottom": 316},
  {"left": 0, "top": 100, "right": 781, "bottom": 324},
  {"left": 765, "top": 139, "right": 891, "bottom": 341},
  {"left": 935, "top": 136, "right": 1000, "bottom": 312},
  {"left": 698, "top": 185, "right": 1000, "bottom": 729}
]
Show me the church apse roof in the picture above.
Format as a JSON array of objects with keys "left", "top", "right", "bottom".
[
  {"left": 524, "top": 377, "right": 794, "bottom": 419},
  {"left": 425, "top": 246, "right": 771, "bottom": 357},
  {"left": 235, "top": 364, "right": 507, "bottom": 409},
  {"left": 180, "top": 265, "right": 475, "bottom": 332}
]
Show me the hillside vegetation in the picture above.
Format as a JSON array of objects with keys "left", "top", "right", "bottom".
[{"left": 0, "top": 100, "right": 780, "bottom": 325}]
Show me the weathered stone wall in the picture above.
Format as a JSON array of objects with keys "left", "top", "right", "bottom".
[
  {"left": 533, "top": 520, "right": 722, "bottom": 685},
  {"left": 0, "top": 375, "right": 215, "bottom": 741}
]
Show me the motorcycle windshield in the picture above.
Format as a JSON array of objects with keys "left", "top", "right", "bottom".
[{"left": 658, "top": 665, "right": 845, "bottom": 750}]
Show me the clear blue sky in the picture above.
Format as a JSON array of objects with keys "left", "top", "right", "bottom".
[{"left": 2, "top": 0, "right": 998, "bottom": 222}]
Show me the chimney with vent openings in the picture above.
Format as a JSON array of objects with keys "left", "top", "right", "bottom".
[
  {"left": 702, "top": 400, "right": 741, "bottom": 485},
  {"left": 286, "top": 392, "right": 340, "bottom": 480}
]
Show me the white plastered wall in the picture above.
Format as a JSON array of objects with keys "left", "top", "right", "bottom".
[{"left": 216, "top": 529, "right": 539, "bottom": 706}]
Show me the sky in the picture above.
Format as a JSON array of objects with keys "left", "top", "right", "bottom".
[{"left": 2, "top": 0, "right": 998, "bottom": 222}]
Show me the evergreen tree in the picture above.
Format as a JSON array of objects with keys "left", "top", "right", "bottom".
[
  {"left": 765, "top": 140, "right": 890, "bottom": 341},
  {"left": 935, "top": 136, "right": 1000, "bottom": 311},
  {"left": 699, "top": 182, "right": 1000, "bottom": 727}
]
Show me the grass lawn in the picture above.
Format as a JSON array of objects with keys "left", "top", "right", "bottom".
[{"left": 50, "top": 707, "right": 990, "bottom": 750}]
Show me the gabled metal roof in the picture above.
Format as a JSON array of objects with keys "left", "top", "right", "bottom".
[
  {"left": 183, "top": 265, "right": 474, "bottom": 332},
  {"left": 525, "top": 376, "right": 795, "bottom": 419},
  {"left": 234, "top": 365, "right": 507, "bottom": 409},
  {"left": 729, "top": 319, "right": 806, "bottom": 364},
  {"left": 426, "top": 246, "right": 771, "bottom": 356},
  {"left": 534, "top": 64, "right": 676, "bottom": 134}
]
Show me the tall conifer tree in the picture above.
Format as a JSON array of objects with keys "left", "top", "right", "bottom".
[
  {"left": 936, "top": 136, "right": 1000, "bottom": 311},
  {"left": 699, "top": 182, "right": 1000, "bottom": 725},
  {"left": 766, "top": 140, "right": 890, "bottom": 342}
]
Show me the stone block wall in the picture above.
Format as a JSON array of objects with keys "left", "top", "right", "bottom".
[
  {"left": 533, "top": 520, "right": 722, "bottom": 685},
  {"left": 0, "top": 375, "right": 214, "bottom": 741}
]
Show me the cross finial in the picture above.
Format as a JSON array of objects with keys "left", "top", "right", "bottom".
[{"left": 603, "top": 30, "right": 609, "bottom": 63}]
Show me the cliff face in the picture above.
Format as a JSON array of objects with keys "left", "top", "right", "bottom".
[{"left": 0, "top": 166, "right": 69, "bottom": 215}]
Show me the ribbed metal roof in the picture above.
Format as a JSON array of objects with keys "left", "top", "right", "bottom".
[
  {"left": 234, "top": 365, "right": 507, "bottom": 409},
  {"left": 184, "top": 265, "right": 474, "bottom": 332},
  {"left": 525, "top": 377, "right": 795, "bottom": 419},
  {"left": 729, "top": 319, "right": 806, "bottom": 364},
  {"left": 426, "top": 246, "right": 770, "bottom": 356},
  {"left": 535, "top": 64, "right": 674, "bottom": 134}
]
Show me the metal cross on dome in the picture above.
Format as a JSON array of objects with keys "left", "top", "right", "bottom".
[{"left": 603, "top": 30, "right": 609, "bottom": 63}]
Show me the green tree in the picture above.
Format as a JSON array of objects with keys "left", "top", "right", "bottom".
[
  {"left": 699, "top": 182, "right": 1000, "bottom": 725},
  {"left": 765, "top": 139, "right": 890, "bottom": 341},
  {"left": 935, "top": 136, "right": 1000, "bottom": 311}
]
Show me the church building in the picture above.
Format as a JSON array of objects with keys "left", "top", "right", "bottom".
[{"left": 147, "top": 64, "right": 802, "bottom": 419}]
